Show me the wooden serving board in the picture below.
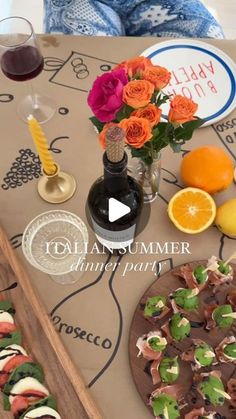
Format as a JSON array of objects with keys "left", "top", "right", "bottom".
[
  {"left": 129, "top": 260, "right": 236, "bottom": 419},
  {"left": 0, "top": 225, "right": 103, "bottom": 419}
]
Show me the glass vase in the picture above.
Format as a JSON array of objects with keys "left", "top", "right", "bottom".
[{"left": 128, "top": 152, "right": 161, "bottom": 204}]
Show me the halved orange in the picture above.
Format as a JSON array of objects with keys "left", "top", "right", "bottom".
[{"left": 168, "top": 187, "right": 216, "bottom": 234}]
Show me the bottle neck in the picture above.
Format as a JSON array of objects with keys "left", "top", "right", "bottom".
[{"left": 103, "top": 152, "right": 129, "bottom": 193}]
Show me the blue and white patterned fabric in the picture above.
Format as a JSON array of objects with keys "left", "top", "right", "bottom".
[{"left": 43, "top": 0, "right": 224, "bottom": 39}]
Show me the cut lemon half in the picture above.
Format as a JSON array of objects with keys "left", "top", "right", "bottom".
[{"left": 168, "top": 187, "right": 216, "bottom": 234}]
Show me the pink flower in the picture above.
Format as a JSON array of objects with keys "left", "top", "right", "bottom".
[{"left": 87, "top": 68, "right": 128, "bottom": 122}]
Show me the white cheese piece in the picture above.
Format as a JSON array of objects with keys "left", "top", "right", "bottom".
[
  {"left": 163, "top": 405, "right": 169, "bottom": 419},
  {"left": 187, "top": 288, "right": 199, "bottom": 298},
  {"left": 9, "top": 377, "right": 49, "bottom": 404},
  {"left": 0, "top": 345, "right": 27, "bottom": 371},
  {"left": 204, "top": 351, "right": 215, "bottom": 358},
  {"left": 213, "top": 388, "right": 231, "bottom": 400},
  {"left": 0, "top": 312, "right": 14, "bottom": 324},
  {"left": 177, "top": 317, "right": 189, "bottom": 327},
  {"left": 23, "top": 406, "right": 61, "bottom": 419},
  {"left": 222, "top": 312, "right": 236, "bottom": 318},
  {"left": 155, "top": 300, "right": 164, "bottom": 309},
  {"left": 166, "top": 366, "right": 178, "bottom": 375}
]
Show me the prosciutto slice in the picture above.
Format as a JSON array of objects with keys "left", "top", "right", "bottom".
[
  {"left": 136, "top": 331, "right": 166, "bottom": 361},
  {"left": 184, "top": 408, "right": 216, "bottom": 419},
  {"left": 161, "top": 322, "right": 173, "bottom": 344},
  {"left": 150, "top": 358, "right": 162, "bottom": 386},
  {"left": 173, "top": 264, "right": 207, "bottom": 292},
  {"left": 227, "top": 289, "right": 236, "bottom": 310},
  {"left": 204, "top": 304, "right": 218, "bottom": 330},
  {"left": 215, "top": 336, "right": 236, "bottom": 363},
  {"left": 227, "top": 378, "right": 236, "bottom": 408},
  {"left": 150, "top": 383, "right": 184, "bottom": 401}
]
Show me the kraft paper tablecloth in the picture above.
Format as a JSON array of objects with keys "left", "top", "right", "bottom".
[{"left": 0, "top": 35, "right": 236, "bottom": 419}]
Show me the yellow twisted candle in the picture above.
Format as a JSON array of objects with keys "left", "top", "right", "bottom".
[{"left": 27, "top": 115, "right": 56, "bottom": 175}]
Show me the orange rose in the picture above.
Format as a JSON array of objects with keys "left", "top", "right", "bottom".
[
  {"left": 131, "top": 104, "right": 161, "bottom": 127},
  {"left": 123, "top": 80, "right": 154, "bottom": 109},
  {"left": 99, "top": 122, "right": 119, "bottom": 149},
  {"left": 143, "top": 65, "right": 171, "bottom": 90},
  {"left": 120, "top": 116, "right": 152, "bottom": 149},
  {"left": 114, "top": 56, "right": 152, "bottom": 78},
  {"left": 168, "top": 95, "right": 198, "bottom": 124}
]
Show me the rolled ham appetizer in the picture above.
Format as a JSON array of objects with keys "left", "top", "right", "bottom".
[
  {"left": 173, "top": 264, "right": 209, "bottom": 292},
  {"left": 207, "top": 256, "right": 233, "bottom": 291},
  {"left": 150, "top": 356, "right": 179, "bottom": 386},
  {"left": 136, "top": 330, "right": 167, "bottom": 361},
  {"left": 142, "top": 295, "right": 171, "bottom": 324},
  {"left": 197, "top": 370, "right": 231, "bottom": 406},
  {"left": 215, "top": 336, "right": 236, "bottom": 363},
  {"left": 181, "top": 339, "right": 216, "bottom": 371},
  {"left": 149, "top": 384, "right": 184, "bottom": 419}
]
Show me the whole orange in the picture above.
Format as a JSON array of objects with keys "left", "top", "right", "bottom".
[{"left": 180, "top": 146, "right": 234, "bottom": 194}]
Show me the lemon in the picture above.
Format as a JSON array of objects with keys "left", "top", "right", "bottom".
[{"left": 215, "top": 198, "right": 236, "bottom": 237}]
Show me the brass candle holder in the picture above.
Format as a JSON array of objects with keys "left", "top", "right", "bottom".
[{"left": 38, "top": 163, "right": 77, "bottom": 204}]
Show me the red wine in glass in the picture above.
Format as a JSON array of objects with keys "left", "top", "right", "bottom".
[
  {"left": 1, "top": 45, "right": 44, "bottom": 82},
  {"left": 0, "top": 16, "right": 56, "bottom": 123}
]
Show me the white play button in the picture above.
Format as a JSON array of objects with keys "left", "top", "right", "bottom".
[{"left": 108, "top": 198, "right": 131, "bottom": 223}]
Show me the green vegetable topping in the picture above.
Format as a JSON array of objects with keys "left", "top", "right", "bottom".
[
  {"left": 193, "top": 265, "right": 208, "bottom": 284},
  {"left": 194, "top": 343, "right": 215, "bottom": 367},
  {"left": 159, "top": 357, "right": 179, "bottom": 384},
  {"left": 172, "top": 288, "right": 199, "bottom": 311},
  {"left": 0, "top": 330, "right": 21, "bottom": 349},
  {"left": 170, "top": 313, "right": 191, "bottom": 342},
  {"left": 147, "top": 336, "right": 167, "bottom": 352},
  {"left": 151, "top": 394, "right": 180, "bottom": 418},
  {"left": 19, "top": 396, "right": 58, "bottom": 419},
  {"left": 218, "top": 260, "right": 230, "bottom": 275},
  {"left": 198, "top": 375, "right": 226, "bottom": 406},
  {"left": 144, "top": 296, "right": 166, "bottom": 318},
  {"left": 213, "top": 304, "right": 234, "bottom": 328},
  {"left": 223, "top": 342, "right": 236, "bottom": 359}
]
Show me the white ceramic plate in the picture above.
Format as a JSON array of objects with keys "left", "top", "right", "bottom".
[{"left": 141, "top": 39, "right": 236, "bottom": 126}]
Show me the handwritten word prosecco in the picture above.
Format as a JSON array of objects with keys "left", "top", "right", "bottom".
[{"left": 52, "top": 315, "right": 112, "bottom": 350}]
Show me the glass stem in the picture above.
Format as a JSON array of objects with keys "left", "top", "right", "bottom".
[{"left": 30, "top": 82, "right": 39, "bottom": 110}]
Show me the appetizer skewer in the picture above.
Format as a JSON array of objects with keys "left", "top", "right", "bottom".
[
  {"left": 204, "top": 303, "right": 236, "bottom": 330},
  {"left": 174, "top": 264, "right": 208, "bottom": 292},
  {"left": 162, "top": 313, "right": 191, "bottom": 342},
  {"left": 143, "top": 295, "right": 171, "bottom": 324},
  {"left": 150, "top": 356, "right": 179, "bottom": 386},
  {"left": 206, "top": 256, "right": 234, "bottom": 290},
  {"left": 170, "top": 288, "right": 199, "bottom": 313},
  {"left": 181, "top": 339, "right": 216, "bottom": 371},
  {"left": 215, "top": 336, "right": 236, "bottom": 363},
  {"left": 197, "top": 370, "right": 231, "bottom": 406},
  {"left": 149, "top": 384, "right": 184, "bottom": 419},
  {"left": 136, "top": 331, "right": 167, "bottom": 361}
]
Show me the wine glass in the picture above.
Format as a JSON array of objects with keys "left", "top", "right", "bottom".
[
  {"left": 0, "top": 16, "right": 56, "bottom": 124},
  {"left": 22, "top": 210, "right": 89, "bottom": 285}
]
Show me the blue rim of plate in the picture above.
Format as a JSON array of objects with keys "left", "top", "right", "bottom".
[{"left": 145, "top": 44, "right": 236, "bottom": 125}]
